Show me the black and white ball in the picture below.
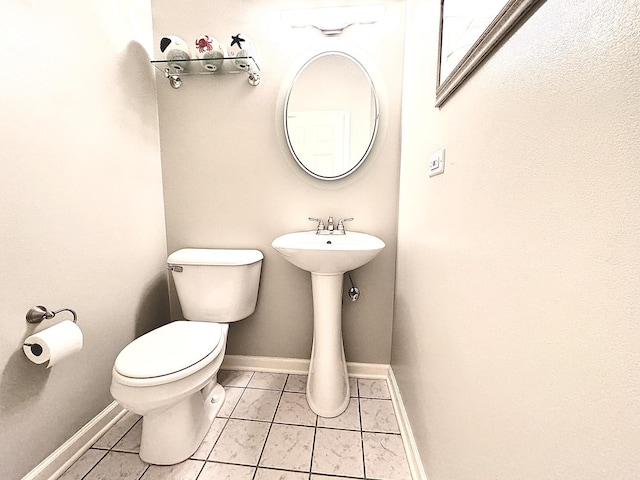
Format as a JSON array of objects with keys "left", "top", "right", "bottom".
[{"left": 160, "top": 36, "right": 192, "bottom": 72}]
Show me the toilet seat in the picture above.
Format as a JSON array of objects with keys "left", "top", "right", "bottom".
[{"left": 113, "top": 321, "right": 224, "bottom": 387}]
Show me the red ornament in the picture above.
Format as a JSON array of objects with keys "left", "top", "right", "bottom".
[{"left": 195, "top": 35, "right": 213, "bottom": 53}]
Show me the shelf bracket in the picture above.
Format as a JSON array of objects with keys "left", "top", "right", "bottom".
[
  {"left": 248, "top": 71, "right": 261, "bottom": 86},
  {"left": 154, "top": 59, "right": 261, "bottom": 88},
  {"left": 164, "top": 68, "right": 182, "bottom": 89}
]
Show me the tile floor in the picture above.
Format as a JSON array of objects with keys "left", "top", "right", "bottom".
[{"left": 59, "top": 370, "right": 412, "bottom": 480}]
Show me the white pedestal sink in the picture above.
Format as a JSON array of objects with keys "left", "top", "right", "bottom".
[{"left": 272, "top": 230, "right": 385, "bottom": 417}]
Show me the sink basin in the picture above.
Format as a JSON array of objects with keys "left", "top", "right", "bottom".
[
  {"left": 271, "top": 230, "right": 385, "bottom": 274},
  {"left": 272, "top": 229, "right": 385, "bottom": 417}
]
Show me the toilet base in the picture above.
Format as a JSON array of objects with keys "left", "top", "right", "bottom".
[{"left": 139, "top": 381, "right": 225, "bottom": 465}]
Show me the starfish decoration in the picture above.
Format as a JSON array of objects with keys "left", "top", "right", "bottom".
[{"left": 230, "top": 34, "right": 245, "bottom": 49}]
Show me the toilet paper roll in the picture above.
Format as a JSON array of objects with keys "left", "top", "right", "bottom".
[{"left": 23, "top": 320, "right": 83, "bottom": 368}]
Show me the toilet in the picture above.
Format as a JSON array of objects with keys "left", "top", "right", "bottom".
[{"left": 110, "top": 248, "right": 263, "bottom": 465}]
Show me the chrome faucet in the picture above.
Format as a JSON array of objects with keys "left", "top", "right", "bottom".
[{"left": 309, "top": 216, "right": 354, "bottom": 235}]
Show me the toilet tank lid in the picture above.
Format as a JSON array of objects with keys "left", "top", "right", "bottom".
[{"left": 168, "top": 248, "right": 263, "bottom": 266}]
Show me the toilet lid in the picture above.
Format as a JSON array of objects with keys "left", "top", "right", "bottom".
[{"left": 114, "top": 321, "right": 223, "bottom": 379}]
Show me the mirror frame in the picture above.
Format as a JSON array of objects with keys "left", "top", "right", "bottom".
[
  {"left": 436, "top": 0, "right": 545, "bottom": 107},
  {"left": 284, "top": 51, "right": 380, "bottom": 181}
]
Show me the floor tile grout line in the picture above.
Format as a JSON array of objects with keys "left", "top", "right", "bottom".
[
  {"left": 358, "top": 394, "right": 368, "bottom": 480},
  {"left": 251, "top": 372, "right": 288, "bottom": 479},
  {"left": 200, "top": 459, "right": 262, "bottom": 467},
  {"left": 202, "top": 415, "right": 230, "bottom": 462},
  {"left": 209, "top": 371, "right": 254, "bottom": 466},
  {"left": 76, "top": 415, "right": 142, "bottom": 479},
  {"left": 247, "top": 464, "right": 319, "bottom": 477},
  {"left": 197, "top": 370, "right": 253, "bottom": 466},
  {"left": 77, "top": 448, "right": 109, "bottom": 480},
  {"left": 223, "top": 370, "right": 254, "bottom": 420},
  {"left": 136, "top": 464, "right": 150, "bottom": 480},
  {"left": 107, "top": 415, "right": 142, "bottom": 452},
  {"left": 200, "top": 370, "right": 256, "bottom": 475},
  {"left": 244, "top": 385, "right": 290, "bottom": 391},
  {"left": 222, "top": 416, "right": 363, "bottom": 430},
  {"left": 193, "top": 456, "right": 208, "bottom": 480},
  {"left": 309, "top": 401, "right": 319, "bottom": 477}
]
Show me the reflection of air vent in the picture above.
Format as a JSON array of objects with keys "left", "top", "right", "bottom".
[{"left": 281, "top": 5, "right": 386, "bottom": 36}]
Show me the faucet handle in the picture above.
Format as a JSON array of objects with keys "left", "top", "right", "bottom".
[
  {"left": 309, "top": 217, "right": 326, "bottom": 232},
  {"left": 337, "top": 217, "right": 354, "bottom": 232}
]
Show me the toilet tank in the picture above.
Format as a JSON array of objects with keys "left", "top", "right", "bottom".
[{"left": 167, "top": 248, "right": 263, "bottom": 322}]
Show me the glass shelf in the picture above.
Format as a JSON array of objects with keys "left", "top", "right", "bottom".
[{"left": 151, "top": 56, "right": 261, "bottom": 88}]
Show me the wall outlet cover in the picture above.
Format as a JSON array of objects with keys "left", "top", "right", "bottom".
[{"left": 429, "top": 148, "right": 445, "bottom": 177}]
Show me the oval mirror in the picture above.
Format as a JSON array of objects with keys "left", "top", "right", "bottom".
[{"left": 284, "top": 51, "right": 379, "bottom": 180}]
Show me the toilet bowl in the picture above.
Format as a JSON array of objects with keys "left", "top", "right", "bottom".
[
  {"left": 111, "top": 321, "right": 228, "bottom": 464},
  {"left": 110, "top": 248, "right": 263, "bottom": 465}
]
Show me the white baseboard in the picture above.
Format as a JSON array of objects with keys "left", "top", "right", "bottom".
[
  {"left": 388, "top": 367, "right": 428, "bottom": 480},
  {"left": 222, "top": 354, "right": 389, "bottom": 378},
  {"left": 21, "top": 402, "right": 125, "bottom": 480},
  {"left": 222, "top": 355, "right": 310, "bottom": 374},
  {"left": 223, "top": 355, "right": 425, "bottom": 479}
]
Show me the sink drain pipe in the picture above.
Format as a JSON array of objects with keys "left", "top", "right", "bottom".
[{"left": 347, "top": 272, "right": 360, "bottom": 302}]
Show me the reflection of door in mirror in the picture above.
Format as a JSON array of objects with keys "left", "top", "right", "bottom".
[
  {"left": 284, "top": 51, "right": 379, "bottom": 180},
  {"left": 287, "top": 111, "right": 350, "bottom": 178}
]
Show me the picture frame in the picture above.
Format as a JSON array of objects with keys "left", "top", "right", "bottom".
[{"left": 436, "top": 0, "right": 545, "bottom": 107}]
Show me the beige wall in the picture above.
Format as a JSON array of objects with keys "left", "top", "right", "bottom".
[
  {"left": 151, "top": 0, "right": 405, "bottom": 363},
  {"left": 394, "top": 0, "right": 640, "bottom": 478},
  {"left": 7, "top": 0, "right": 636, "bottom": 477},
  {"left": 0, "top": 1, "right": 169, "bottom": 478}
]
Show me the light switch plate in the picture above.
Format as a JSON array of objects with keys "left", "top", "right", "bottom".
[{"left": 429, "top": 148, "right": 445, "bottom": 177}]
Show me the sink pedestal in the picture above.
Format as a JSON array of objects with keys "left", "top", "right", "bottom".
[
  {"left": 306, "top": 273, "right": 350, "bottom": 417},
  {"left": 271, "top": 229, "right": 385, "bottom": 418}
]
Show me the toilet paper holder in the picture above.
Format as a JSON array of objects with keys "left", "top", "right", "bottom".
[
  {"left": 23, "top": 305, "right": 82, "bottom": 363},
  {"left": 26, "top": 305, "right": 78, "bottom": 324}
]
